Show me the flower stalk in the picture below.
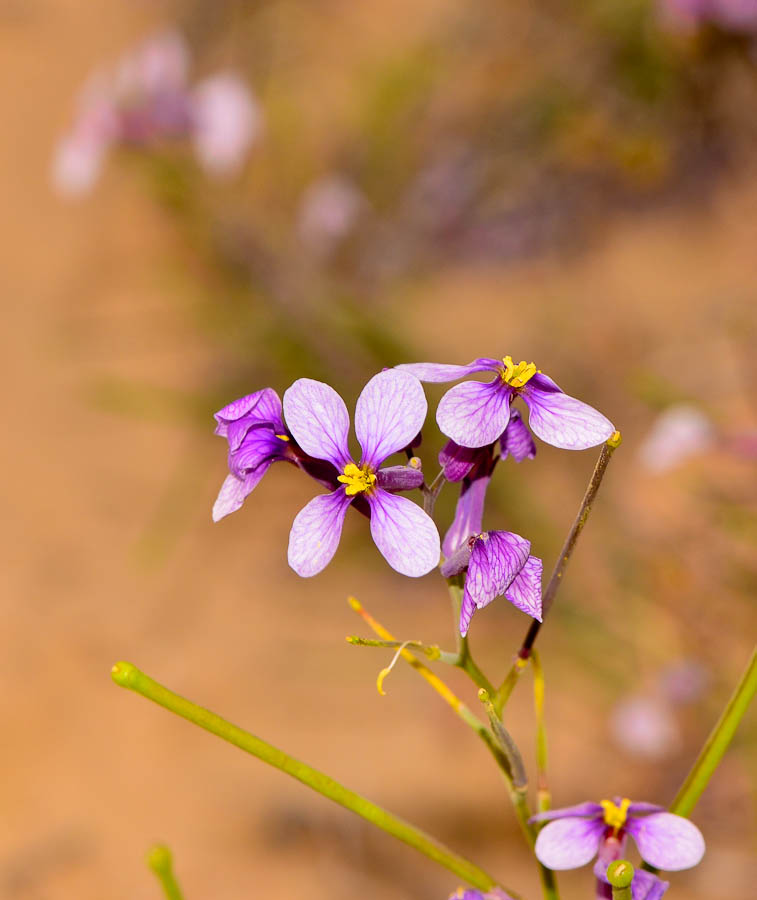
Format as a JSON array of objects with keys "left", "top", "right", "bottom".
[
  {"left": 146, "top": 845, "right": 184, "bottom": 900},
  {"left": 112, "top": 661, "right": 507, "bottom": 894},
  {"left": 606, "top": 861, "right": 634, "bottom": 900}
]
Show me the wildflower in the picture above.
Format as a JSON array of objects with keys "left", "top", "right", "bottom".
[
  {"left": 660, "top": 0, "right": 757, "bottom": 34},
  {"left": 297, "top": 174, "right": 365, "bottom": 256},
  {"left": 637, "top": 405, "right": 713, "bottom": 473},
  {"left": 52, "top": 30, "right": 261, "bottom": 195},
  {"left": 531, "top": 798, "right": 705, "bottom": 872},
  {"left": 283, "top": 370, "right": 439, "bottom": 577},
  {"left": 609, "top": 695, "right": 681, "bottom": 760},
  {"left": 398, "top": 357, "right": 614, "bottom": 450},
  {"left": 442, "top": 531, "right": 542, "bottom": 635},
  {"left": 448, "top": 889, "right": 516, "bottom": 900}
]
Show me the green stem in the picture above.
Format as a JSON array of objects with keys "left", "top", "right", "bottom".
[
  {"left": 606, "top": 860, "right": 634, "bottom": 900},
  {"left": 670, "top": 646, "right": 757, "bottom": 817},
  {"left": 531, "top": 652, "right": 551, "bottom": 813},
  {"left": 346, "top": 636, "right": 458, "bottom": 665},
  {"left": 146, "top": 845, "right": 184, "bottom": 900},
  {"left": 448, "top": 579, "right": 496, "bottom": 695},
  {"left": 112, "top": 662, "right": 509, "bottom": 895}
]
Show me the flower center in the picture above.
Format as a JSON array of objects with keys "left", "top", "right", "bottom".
[
  {"left": 501, "top": 355, "right": 538, "bottom": 388},
  {"left": 600, "top": 798, "right": 631, "bottom": 833},
  {"left": 337, "top": 462, "right": 377, "bottom": 496}
]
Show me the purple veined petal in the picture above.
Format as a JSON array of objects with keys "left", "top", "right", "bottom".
[
  {"left": 439, "top": 439, "right": 479, "bottom": 482},
  {"left": 630, "top": 870, "right": 670, "bottom": 900},
  {"left": 533, "top": 816, "right": 605, "bottom": 870},
  {"left": 283, "top": 378, "right": 351, "bottom": 469},
  {"left": 437, "top": 379, "right": 512, "bottom": 448},
  {"left": 530, "top": 802, "right": 604, "bottom": 824},
  {"left": 287, "top": 489, "right": 353, "bottom": 577},
  {"left": 355, "top": 369, "right": 428, "bottom": 469},
  {"left": 396, "top": 358, "right": 500, "bottom": 383},
  {"left": 214, "top": 388, "right": 283, "bottom": 433},
  {"left": 530, "top": 372, "right": 562, "bottom": 393},
  {"left": 505, "top": 555, "right": 543, "bottom": 620},
  {"left": 459, "top": 586, "right": 477, "bottom": 637},
  {"left": 442, "top": 475, "right": 490, "bottom": 558},
  {"left": 367, "top": 489, "right": 440, "bottom": 577},
  {"left": 627, "top": 802, "right": 666, "bottom": 816},
  {"left": 212, "top": 465, "right": 271, "bottom": 522},
  {"left": 500, "top": 409, "right": 536, "bottom": 462},
  {"left": 625, "top": 812, "right": 705, "bottom": 871},
  {"left": 465, "top": 531, "right": 530, "bottom": 611},
  {"left": 521, "top": 383, "right": 614, "bottom": 451},
  {"left": 229, "top": 428, "right": 289, "bottom": 476},
  {"left": 375, "top": 464, "right": 425, "bottom": 492}
]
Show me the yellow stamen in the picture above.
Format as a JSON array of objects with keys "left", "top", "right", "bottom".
[
  {"left": 600, "top": 797, "right": 632, "bottom": 833},
  {"left": 501, "top": 355, "right": 538, "bottom": 388},
  {"left": 275, "top": 434, "right": 289, "bottom": 441},
  {"left": 337, "top": 462, "right": 377, "bottom": 496}
]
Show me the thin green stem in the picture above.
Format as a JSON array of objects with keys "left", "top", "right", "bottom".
[
  {"left": 606, "top": 861, "right": 634, "bottom": 900},
  {"left": 496, "top": 433, "right": 621, "bottom": 710},
  {"left": 346, "top": 636, "right": 458, "bottom": 665},
  {"left": 448, "top": 579, "right": 496, "bottom": 696},
  {"left": 531, "top": 651, "right": 551, "bottom": 813},
  {"left": 146, "top": 845, "right": 184, "bottom": 900},
  {"left": 112, "top": 661, "right": 508, "bottom": 895},
  {"left": 670, "top": 646, "right": 757, "bottom": 817}
]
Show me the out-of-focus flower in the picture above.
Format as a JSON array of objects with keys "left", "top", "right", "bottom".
[
  {"left": 52, "top": 30, "right": 261, "bottom": 195},
  {"left": 637, "top": 405, "right": 714, "bottom": 473},
  {"left": 297, "top": 174, "right": 365, "bottom": 255},
  {"left": 282, "top": 370, "right": 440, "bottom": 577},
  {"left": 531, "top": 798, "right": 705, "bottom": 872},
  {"left": 659, "top": 660, "right": 708, "bottom": 706},
  {"left": 609, "top": 695, "right": 682, "bottom": 760},
  {"left": 660, "top": 0, "right": 757, "bottom": 33},
  {"left": 448, "top": 888, "right": 517, "bottom": 900},
  {"left": 442, "top": 530, "right": 542, "bottom": 635},
  {"left": 398, "top": 357, "right": 614, "bottom": 450}
]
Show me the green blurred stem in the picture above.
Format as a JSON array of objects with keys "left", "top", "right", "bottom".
[
  {"left": 495, "top": 433, "right": 621, "bottom": 712},
  {"left": 531, "top": 651, "right": 551, "bottom": 813},
  {"left": 670, "top": 646, "right": 757, "bottom": 817},
  {"left": 112, "top": 661, "right": 507, "bottom": 895},
  {"left": 447, "top": 579, "right": 496, "bottom": 696},
  {"left": 146, "top": 845, "right": 184, "bottom": 900}
]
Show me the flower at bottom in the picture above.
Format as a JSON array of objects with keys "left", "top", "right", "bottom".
[
  {"left": 531, "top": 797, "right": 704, "bottom": 872},
  {"left": 448, "top": 888, "right": 516, "bottom": 900},
  {"left": 282, "top": 370, "right": 440, "bottom": 577}
]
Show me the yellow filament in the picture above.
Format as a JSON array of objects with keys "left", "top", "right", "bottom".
[
  {"left": 337, "top": 462, "right": 377, "bottom": 496},
  {"left": 600, "top": 797, "right": 632, "bottom": 832},
  {"left": 501, "top": 355, "right": 538, "bottom": 388}
]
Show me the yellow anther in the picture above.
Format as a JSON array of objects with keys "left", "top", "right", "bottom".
[
  {"left": 600, "top": 798, "right": 632, "bottom": 832},
  {"left": 275, "top": 433, "right": 290, "bottom": 441},
  {"left": 337, "top": 462, "right": 377, "bottom": 496},
  {"left": 502, "top": 355, "right": 538, "bottom": 388}
]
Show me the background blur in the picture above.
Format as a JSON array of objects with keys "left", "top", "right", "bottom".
[{"left": 1, "top": 0, "right": 755, "bottom": 898}]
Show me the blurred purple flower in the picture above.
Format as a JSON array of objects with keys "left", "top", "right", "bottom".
[
  {"left": 52, "top": 30, "right": 261, "bottom": 195},
  {"left": 282, "top": 370, "right": 440, "bottom": 577},
  {"left": 398, "top": 357, "right": 614, "bottom": 450},
  {"left": 659, "top": 660, "right": 708, "bottom": 706},
  {"left": 609, "top": 695, "right": 681, "bottom": 760},
  {"left": 448, "top": 889, "right": 516, "bottom": 900},
  {"left": 660, "top": 0, "right": 757, "bottom": 32},
  {"left": 297, "top": 174, "right": 365, "bottom": 255},
  {"left": 637, "top": 405, "right": 713, "bottom": 473},
  {"left": 442, "top": 530, "right": 542, "bottom": 635},
  {"left": 531, "top": 798, "right": 705, "bottom": 872}
]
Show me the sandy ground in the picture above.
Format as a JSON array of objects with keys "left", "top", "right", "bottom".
[{"left": 1, "top": 2, "right": 755, "bottom": 899}]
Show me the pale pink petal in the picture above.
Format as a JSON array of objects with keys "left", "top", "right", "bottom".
[
  {"left": 51, "top": 134, "right": 108, "bottom": 196},
  {"left": 530, "top": 802, "right": 604, "bottom": 823},
  {"left": 367, "top": 490, "right": 440, "bottom": 577},
  {"left": 212, "top": 466, "right": 270, "bottom": 521},
  {"left": 287, "top": 489, "right": 353, "bottom": 577},
  {"left": 355, "top": 369, "right": 427, "bottom": 468},
  {"left": 397, "top": 358, "right": 500, "bottom": 383},
  {"left": 521, "top": 383, "right": 614, "bottom": 450},
  {"left": 283, "top": 379, "right": 351, "bottom": 469},
  {"left": 626, "top": 812, "right": 705, "bottom": 871},
  {"left": 191, "top": 72, "right": 262, "bottom": 177},
  {"left": 437, "top": 379, "right": 511, "bottom": 448},
  {"left": 534, "top": 816, "right": 605, "bottom": 870}
]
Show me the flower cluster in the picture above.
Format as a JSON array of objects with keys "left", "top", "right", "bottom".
[{"left": 52, "top": 30, "right": 262, "bottom": 196}]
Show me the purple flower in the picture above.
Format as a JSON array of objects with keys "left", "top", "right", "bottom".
[
  {"left": 531, "top": 798, "right": 705, "bottom": 873},
  {"left": 442, "top": 531, "right": 542, "bottom": 635},
  {"left": 448, "top": 889, "right": 516, "bottom": 900},
  {"left": 596, "top": 860, "right": 670, "bottom": 900},
  {"left": 282, "top": 370, "right": 440, "bottom": 577},
  {"left": 398, "top": 357, "right": 614, "bottom": 451}
]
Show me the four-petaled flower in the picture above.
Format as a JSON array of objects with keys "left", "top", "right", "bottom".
[
  {"left": 283, "top": 370, "right": 440, "bottom": 577},
  {"left": 398, "top": 356, "right": 614, "bottom": 450},
  {"left": 531, "top": 797, "right": 705, "bottom": 873}
]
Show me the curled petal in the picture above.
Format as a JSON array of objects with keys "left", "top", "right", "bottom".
[
  {"left": 466, "top": 531, "right": 530, "bottom": 609},
  {"left": 355, "top": 369, "right": 427, "bottom": 469},
  {"left": 442, "top": 475, "right": 490, "bottom": 558},
  {"left": 439, "top": 440, "right": 479, "bottom": 482},
  {"left": 437, "top": 379, "right": 511, "bottom": 448},
  {"left": 212, "top": 466, "right": 270, "bottom": 522},
  {"left": 530, "top": 802, "right": 604, "bottom": 824},
  {"left": 287, "top": 489, "right": 353, "bottom": 577},
  {"left": 505, "top": 555, "right": 543, "bottom": 620},
  {"left": 215, "top": 388, "right": 283, "bottom": 436},
  {"left": 229, "top": 428, "right": 289, "bottom": 477},
  {"left": 626, "top": 812, "right": 705, "bottom": 871},
  {"left": 376, "top": 465, "right": 424, "bottom": 492},
  {"left": 534, "top": 816, "right": 605, "bottom": 870},
  {"left": 521, "top": 383, "right": 614, "bottom": 450},
  {"left": 500, "top": 409, "right": 536, "bottom": 462},
  {"left": 283, "top": 379, "right": 351, "bottom": 469},
  {"left": 367, "top": 490, "right": 440, "bottom": 577},
  {"left": 397, "top": 358, "right": 500, "bottom": 383}
]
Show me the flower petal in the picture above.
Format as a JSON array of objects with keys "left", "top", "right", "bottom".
[
  {"left": 229, "top": 428, "right": 289, "bottom": 477},
  {"left": 593, "top": 861, "right": 670, "bottom": 899},
  {"left": 500, "top": 409, "right": 536, "bottom": 462},
  {"left": 215, "top": 388, "right": 282, "bottom": 433},
  {"left": 521, "top": 383, "right": 614, "bottom": 451},
  {"left": 283, "top": 378, "right": 351, "bottom": 469},
  {"left": 355, "top": 369, "right": 428, "bottom": 468},
  {"left": 396, "top": 358, "right": 500, "bottom": 383},
  {"left": 437, "top": 379, "right": 511, "bottom": 448},
  {"left": 287, "top": 489, "right": 353, "bottom": 577},
  {"left": 505, "top": 555, "right": 543, "bottom": 620},
  {"left": 367, "top": 489, "right": 440, "bottom": 577},
  {"left": 530, "top": 802, "right": 604, "bottom": 824},
  {"left": 466, "top": 531, "right": 530, "bottom": 609},
  {"left": 442, "top": 475, "right": 490, "bottom": 558},
  {"left": 212, "top": 466, "right": 271, "bottom": 522},
  {"left": 626, "top": 812, "right": 705, "bottom": 871},
  {"left": 534, "top": 816, "right": 605, "bottom": 870},
  {"left": 459, "top": 586, "right": 478, "bottom": 637},
  {"left": 439, "top": 440, "right": 479, "bottom": 482},
  {"left": 375, "top": 464, "right": 424, "bottom": 492}
]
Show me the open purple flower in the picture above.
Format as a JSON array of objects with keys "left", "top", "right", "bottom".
[
  {"left": 531, "top": 798, "right": 704, "bottom": 873},
  {"left": 442, "top": 531, "right": 542, "bottom": 635},
  {"left": 448, "top": 889, "right": 516, "bottom": 900},
  {"left": 282, "top": 370, "right": 440, "bottom": 577},
  {"left": 398, "top": 357, "right": 614, "bottom": 450}
]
